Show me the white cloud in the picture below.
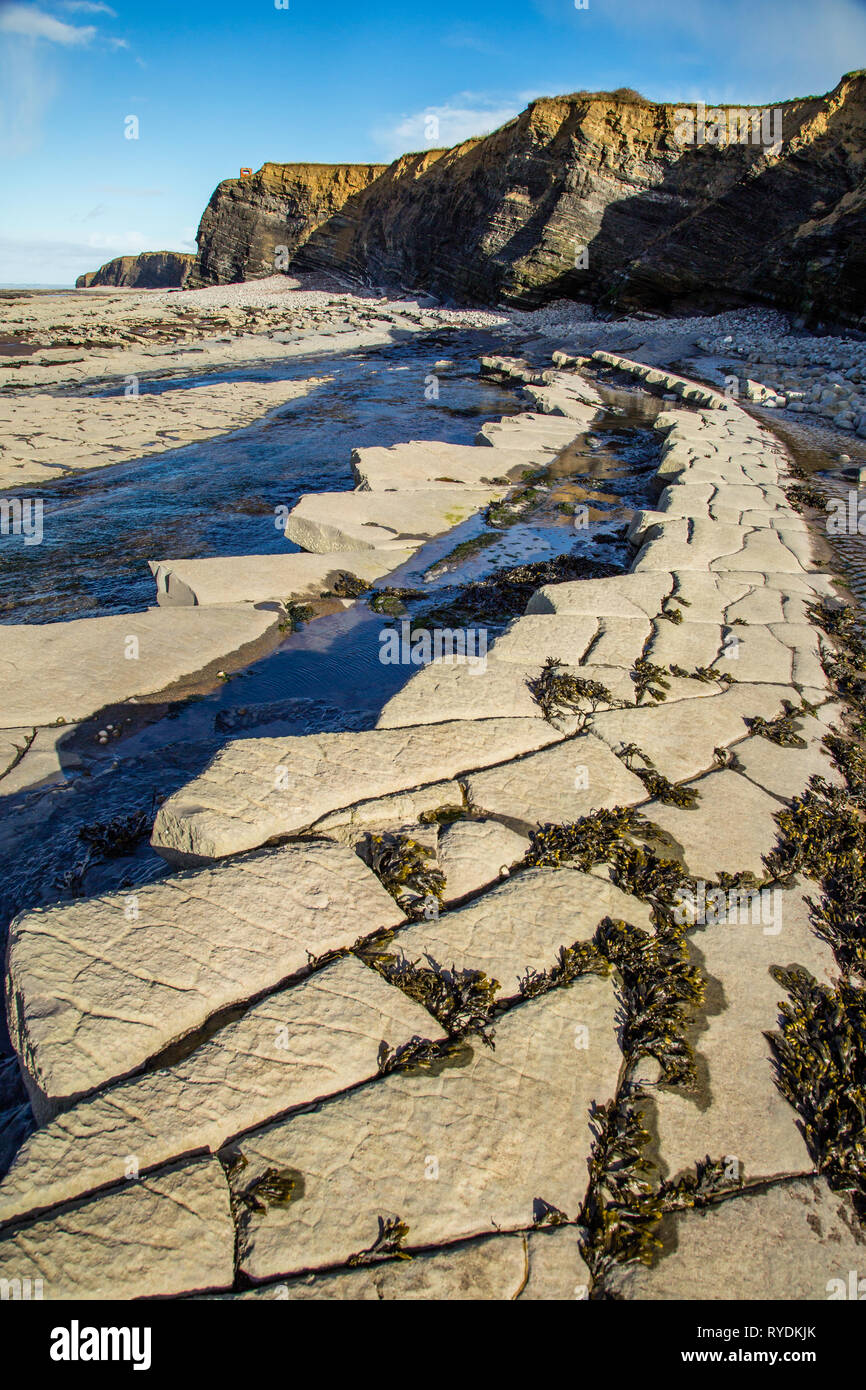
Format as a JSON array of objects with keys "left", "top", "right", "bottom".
[
  {"left": 0, "top": 4, "right": 96, "bottom": 44},
  {"left": 0, "top": 233, "right": 148, "bottom": 286},
  {"left": 60, "top": 2, "right": 117, "bottom": 13},
  {"left": 373, "top": 99, "right": 522, "bottom": 158},
  {"left": 0, "top": 27, "right": 58, "bottom": 154}
]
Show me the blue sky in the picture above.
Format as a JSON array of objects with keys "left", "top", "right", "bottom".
[{"left": 1, "top": 0, "right": 865, "bottom": 285}]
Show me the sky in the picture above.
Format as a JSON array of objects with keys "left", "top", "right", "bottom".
[{"left": 1, "top": 0, "right": 865, "bottom": 285}]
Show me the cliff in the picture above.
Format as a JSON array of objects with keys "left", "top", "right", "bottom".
[
  {"left": 187, "top": 163, "right": 388, "bottom": 286},
  {"left": 76, "top": 252, "right": 194, "bottom": 290},
  {"left": 191, "top": 73, "right": 866, "bottom": 328}
]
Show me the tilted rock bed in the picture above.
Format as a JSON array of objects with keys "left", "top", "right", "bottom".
[{"left": 1, "top": 354, "right": 864, "bottom": 1300}]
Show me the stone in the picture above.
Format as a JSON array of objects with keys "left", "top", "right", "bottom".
[
  {"left": 436, "top": 819, "right": 530, "bottom": 903},
  {"left": 476, "top": 413, "right": 579, "bottom": 450},
  {"left": 644, "top": 769, "right": 781, "bottom": 880},
  {"left": 375, "top": 657, "right": 572, "bottom": 729},
  {"left": 388, "top": 866, "right": 653, "bottom": 1000},
  {"left": 0, "top": 605, "right": 281, "bottom": 729},
  {"left": 151, "top": 719, "right": 563, "bottom": 861},
  {"left": 634, "top": 521, "right": 753, "bottom": 573},
  {"left": 0, "top": 729, "right": 32, "bottom": 778},
  {"left": 646, "top": 618, "right": 726, "bottom": 671},
  {"left": 490, "top": 614, "right": 600, "bottom": 666},
  {"left": 730, "top": 718, "right": 844, "bottom": 802},
  {"left": 149, "top": 551, "right": 414, "bottom": 607},
  {"left": 0, "top": 1157, "right": 233, "bottom": 1300},
  {"left": 283, "top": 487, "right": 503, "bottom": 554},
  {"left": 652, "top": 886, "right": 836, "bottom": 1184},
  {"left": 526, "top": 572, "right": 673, "bottom": 619},
  {"left": 605, "top": 1179, "right": 866, "bottom": 1301},
  {"left": 230, "top": 983, "right": 621, "bottom": 1282},
  {"left": 312, "top": 780, "right": 464, "bottom": 836},
  {"left": 6, "top": 839, "right": 403, "bottom": 1118},
  {"left": 351, "top": 441, "right": 535, "bottom": 490},
  {"left": 0, "top": 957, "right": 435, "bottom": 1228},
  {"left": 464, "top": 733, "right": 648, "bottom": 830},
  {"left": 590, "top": 683, "right": 785, "bottom": 783},
  {"left": 710, "top": 529, "right": 810, "bottom": 574}
]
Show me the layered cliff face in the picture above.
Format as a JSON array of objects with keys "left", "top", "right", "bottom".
[
  {"left": 76, "top": 252, "right": 194, "bottom": 289},
  {"left": 191, "top": 73, "right": 866, "bottom": 328},
  {"left": 187, "top": 163, "right": 388, "bottom": 286}
]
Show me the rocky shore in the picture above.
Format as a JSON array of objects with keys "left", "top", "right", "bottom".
[{"left": 1, "top": 334, "right": 864, "bottom": 1299}]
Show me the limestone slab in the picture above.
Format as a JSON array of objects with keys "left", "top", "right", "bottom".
[
  {"left": 151, "top": 719, "right": 563, "bottom": 861},
  {"left": 436, "top": 819, "right": 530, "bottom": 903},
  {"left": 731, "top": 719, "right": 844, "bottom": 802},
  {"left": 464, "top": 733, "right": 647, "bottom": 829},
  {"left": 231, "top": 983, "right": 621, "bottom": 1282},
  {"left": 606, "top": 1180, "right": 866, "bottom": 1301},
  {"left": 6, "top": 839, "right": 403, "bottom": 1118},
  {"left": 0, "top": 1156, "right": 233, "bottom": 1300},
  {"left": 390, "top": 866, "right": 653, "bottom": 1000},
  {"left": 590, "top": 683, "right": 785, "bottom": 783},
  {"left": 150, "top": 551, "right": 413, "bottom": 607},
  {"left": 491, "top": 614, "right": 600, "bottom": 666},
  {"left": 283, "top": 488, "right": 502, "bottom": 554},
  {"left": 653, "top": 886, "right": 836, "bottom": 1184},
  {"left": 351, "top": 442, "right": 536, "bottom": 490},
  {"left": 312, "top": 780, "right": 464, "bottom": 837},
  {"left": 0, "top": 605, "right": 281, "bottom": 728},
  {"left": 526, "top": 572, "right": 673, "bottom": 619},
  {"left": 374, "top": 657, "right": 571, "bottom": 729},
  {"left": 645, "top": 769, "right": 781, "bottom": 880},
  {"left": 0, "top": 956, "right": 435, "bottom": 1228}
]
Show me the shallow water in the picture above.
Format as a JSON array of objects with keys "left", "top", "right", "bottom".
[{"left": 0, "top": 332, "right": 520, "bottom": 624}]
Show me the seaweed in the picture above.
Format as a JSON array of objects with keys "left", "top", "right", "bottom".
[
  {"left": 361, "top": 950, "right": 499, "bottom": 1047},
  {"left": 327, "top": 571, "right": 369, "bottom": 599},
  {"left": 376, "top": 1034, "right": 466, "bottom": 1076},
  {"left": 595, "top": 917, "right": 706, "bottom": 1086},
  {"left": 767, "top": 967, "right": 866, "bottom": 1216},
  {"left": 79, "top": 806, "right": 152, "bottom": 857},
  {"left": 527, "top": 657, "right": 620, "bottom": 727},
  {"left": 484, "top": 486, "right": 539, "bottom": 527},
  {"left": 617, "top": 742, "right": 700, "bottom": 807},
  {"left": 241, "top": 1166, "right": 303, "bottom": 1213},
  {"left": 523, "top": 807, "right": 652, "bottom": 872},
  {"left": 579, "top": 1091, "right": 664, "bottom": 1280},
  {"left": 659, "top": 1156, "right": 744, "bottom": 1212},
  {"left": 519, "top": 940, "right": 610, "bottom": 999},
  {"left": 368, "top": 833, "right": 446, "bottom": 917},
  {"left": 630, "top": 658, "right": 670, "bottom": 704},
  {"left": 786, "top": 482, "right": 826, "bottom": 512},
  {"left": 368, "top": 586, "right": 423, "bottom": 616},
  {"left": 347, "top": 1216, "right": 413, "bottom": 1266},
  {"left": 416, "top": 552, "right": 623, "bottom": 630},
  {"left": 744, "top": 700, "right": 808, "bottom": 748},
  {"left": 279, "top": 600, "right": 313, "bottom": 632},
  {"left": 763, "top": 779, "right": 864, "bottom": 883}
]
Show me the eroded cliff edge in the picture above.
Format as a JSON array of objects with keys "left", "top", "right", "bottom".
[
  {"left": 76, "top": 252, "right": 195, "bottom": 289},
  {"left": 190, "top": 73, "right": 866, "bottom": 328}
]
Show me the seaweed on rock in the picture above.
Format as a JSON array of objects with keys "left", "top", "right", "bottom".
[
  {"left": 367, "top": 832, "right": 446, "bottom": 918},
  {"left": 767, "top": 967, "right": 866, "bottom": 1217},
  {"left": 617, "top": 742, "right": 700, "bottom": 808},
  {"left": 360, "top": 948, "right": 500, "bottom": 1048},
  {"left": 528, "top": 657, "right": 620, "bottom": 728}
]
